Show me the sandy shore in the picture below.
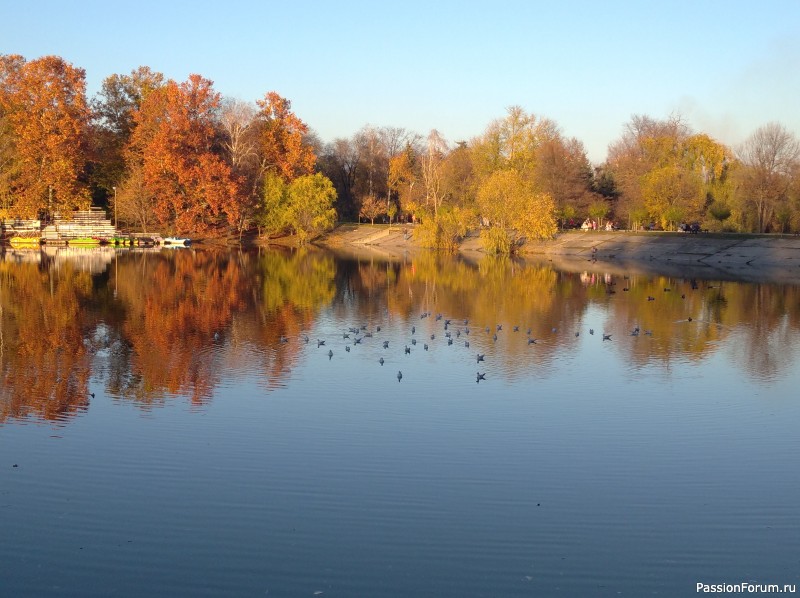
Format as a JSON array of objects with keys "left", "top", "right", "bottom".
[{"left": 316, "top": 224, "right": 800, "bottom": 284}]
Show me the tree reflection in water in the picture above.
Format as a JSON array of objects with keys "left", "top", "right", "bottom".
[{"left": 2, "top": 247, "right": 799, "bottom": 423}]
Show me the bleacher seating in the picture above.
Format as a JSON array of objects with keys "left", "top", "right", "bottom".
[{"left": 41, "top": 208, "right": 117, "bottom": 241}]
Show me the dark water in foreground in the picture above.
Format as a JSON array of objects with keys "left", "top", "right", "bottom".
[{"left": 1, "top": 246, "right": 799, "bottom": 597}]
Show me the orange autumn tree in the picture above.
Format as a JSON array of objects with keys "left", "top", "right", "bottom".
[
  {"left": 0, "top": 260, "right": 95, "bottom": 422},
  {"left": 91, "top": 66, "right": 165, "bottom": 202},
  {"left": 0, "top": 54, "right": 90, "bottom": 218},
  {"left": 256, "top": 91, "right": 316, "bottom": 181},
  {"left": 129, "top": 74, "right": 240, "bottom": 234}
]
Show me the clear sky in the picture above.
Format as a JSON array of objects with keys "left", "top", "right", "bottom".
[{"left": 2, "top": 0, "right": 799, "bottom": 163}]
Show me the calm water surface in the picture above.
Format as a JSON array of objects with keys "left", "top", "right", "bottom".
[{"left": 1, "top": 246, "right": 799, "bottom": 597}]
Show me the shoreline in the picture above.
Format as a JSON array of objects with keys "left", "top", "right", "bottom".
[
  {"left": 6, "top": 224, "right": 797, "bottom": 284},
  {"left": 314, "top": 225, "right": 800, "bottom": 285}
]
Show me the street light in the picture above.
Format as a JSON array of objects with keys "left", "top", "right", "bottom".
[{"left": 112, "top": 186, "right": 117, "bottom": 229}]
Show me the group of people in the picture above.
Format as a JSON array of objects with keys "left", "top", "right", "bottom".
[
  {"left": 678, "top": 222, "right": 702, "bottom": 233},
  {"left": 580, "top": 219, "right": 615, "bottom": 231}
]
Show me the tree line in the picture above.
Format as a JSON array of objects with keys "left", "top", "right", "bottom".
[{"left": 2, "top": 54, "right": 799, "bottom": 252}]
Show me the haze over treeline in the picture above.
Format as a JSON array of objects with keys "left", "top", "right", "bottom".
[{"left": 2, "top": 55, "right": 799, "bottom": 249}]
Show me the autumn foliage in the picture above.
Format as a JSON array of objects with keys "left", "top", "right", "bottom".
[
  {"left": 256, "top": 91, "right": 316, "bottom": 181},
  {"left": 3, "top": 52, "right": 800, "bottom": 237},
  {"left": 5, "top": 248, "right": 800, "bottom": 424},
  {"left": 0, "top": 54, "right": 90, "bottom": 218},
  {"left": 129, "top": 75, "right": 240, "bottom": 234}
]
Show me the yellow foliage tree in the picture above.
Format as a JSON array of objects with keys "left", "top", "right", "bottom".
[
  {"left": 642, "top": 165, "right": 704, "bottom": 229},
  {"left": 477, "top": 170, "right": 557, "bottom": 252}
]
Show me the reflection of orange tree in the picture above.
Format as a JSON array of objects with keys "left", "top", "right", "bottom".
[
  {"left": 0, "top": 262, "right": 94, "bottom": 422},
  {"left": 114, "top": 251, "right": 249, "bottom": 405}
]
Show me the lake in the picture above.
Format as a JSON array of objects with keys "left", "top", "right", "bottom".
[{"left": 1, "top": 245, "right": 799, "bottom": 596}]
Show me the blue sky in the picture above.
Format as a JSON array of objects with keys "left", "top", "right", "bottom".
[{"left": 2, "top": 0, "right": 798, "bottom": 163}]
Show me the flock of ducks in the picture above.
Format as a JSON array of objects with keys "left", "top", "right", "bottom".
[
  {"left": 282, "top": 308, "right": 660, "bottom": 384},
  {"left": 265, "top": 277, "right": 711, "bottom": 384}
]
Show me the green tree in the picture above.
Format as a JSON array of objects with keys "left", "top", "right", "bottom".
[
  {"left": 558, "top": 204, "right": 577, "bottom": 229},
  {"left": 708, "top": 201, "right": 732, "bottom": 231},
  {"left": 284, "top": 173, "right": 337, "bottom": 243},
  {"left": 587, "top": 200, "right": 611, "bottom": 227},
  {"left": 256, "top": 171, "right": 289, "bottom": 237}
]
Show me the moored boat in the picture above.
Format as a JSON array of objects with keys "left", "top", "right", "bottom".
[
  {"left": 8, "top": 236, "right": 42, "bottom": 247},
  {"left": 162, "top": 237, "right": 191, "bottom": 246},
  {"left": 67, "top": 237, "right": 101, "bottom": 247}
]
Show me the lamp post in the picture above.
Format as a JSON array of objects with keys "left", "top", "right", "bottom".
[{"left": 112, "top": 186, "right": 117, "bottom": 230}]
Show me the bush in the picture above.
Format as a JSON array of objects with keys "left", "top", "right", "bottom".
[
  {"left": 480, "top": 226, "right": 513, "bottom": 254},
  {"left": 414, "top": 206, "right": 472, "bottom": 251}
]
